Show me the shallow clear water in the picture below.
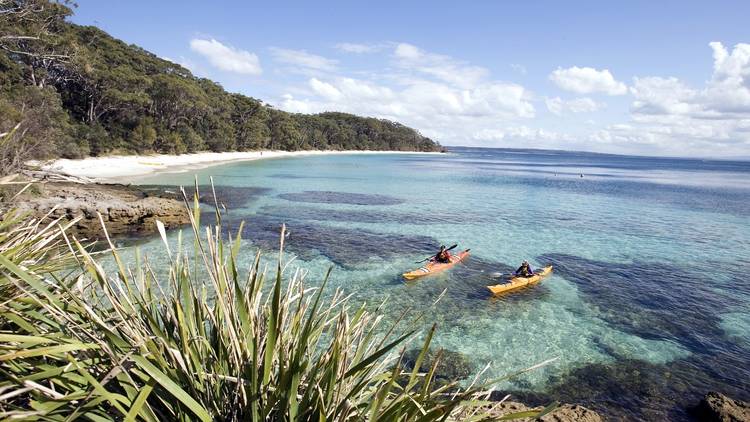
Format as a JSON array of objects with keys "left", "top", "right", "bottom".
[{"left": 128, "top": 147, "right": 750, "bottom": 420}]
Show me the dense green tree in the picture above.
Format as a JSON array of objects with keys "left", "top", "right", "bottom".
[
  {"left": 0, "top": 0, "right": 441, "bottom": 171},
  {"left": 128, "top": 119, "right": 157, "bottom": 153},
  {"left": 269, "top": 111, "right": 302, "bottom": 151}
]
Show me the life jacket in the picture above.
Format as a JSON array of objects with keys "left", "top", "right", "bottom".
[{"left": 436, "top": 250, "right": 451, "bottom": 262}]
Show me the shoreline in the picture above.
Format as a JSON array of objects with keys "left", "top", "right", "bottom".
[{"left": 37, "top": 150, "right": 439, "bottom": 183}]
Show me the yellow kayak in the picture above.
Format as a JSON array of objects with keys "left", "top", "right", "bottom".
[
  {"left": 487, "top": 265, "right": 553, "bottom": 295},
  {"left": 402, "top": 250, "right": 471, "bottom": 281}
]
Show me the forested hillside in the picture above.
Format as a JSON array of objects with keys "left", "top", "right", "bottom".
[{"left": 0, "top": 0, "right": 440, "bottom": 173}]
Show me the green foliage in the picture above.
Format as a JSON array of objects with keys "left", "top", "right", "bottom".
[
  {"left": 0, "top": 195, "right": 545, "bottom": 421},
  {"left": 128, "top": 119, "right": 157, "bottom": 152},
  {"left": 0, "top": 0, "right": 442, "bottom": 160}
]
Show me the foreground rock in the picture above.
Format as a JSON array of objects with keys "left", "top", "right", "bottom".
[
  {"left": 694, "top": 392, "right": 750, "bottom": 422},
  {"left": 486, "top": 401, "right": 602, "bottom": 422},
  {"left": 402, "top": 348, "right": 474, "bottom": 382},
  {"left": 7, "top": 181, "right": 189, "bottom": 239}
]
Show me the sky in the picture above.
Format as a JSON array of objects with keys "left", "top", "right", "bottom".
[{"left": 69, "top": 1, "right": 750, "bottom": 158}]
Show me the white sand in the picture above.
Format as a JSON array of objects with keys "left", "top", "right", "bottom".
[{"left": 39, "top": 150, "right": 435, "bottom": 182}]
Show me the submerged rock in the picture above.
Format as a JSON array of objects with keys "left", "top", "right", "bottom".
[
  {"left": 485, "top": 401, "right": 602, "bottom": 422},
  {"left": 694, "top": 392, "right": 750, "bottom": 422},
  {"left": 402, "top": 347, "right": 473, "bottom": 382}
]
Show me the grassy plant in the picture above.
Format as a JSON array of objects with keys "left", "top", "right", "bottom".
[{"left": 0, "top": 189, "right": 547, "bottom": 421}]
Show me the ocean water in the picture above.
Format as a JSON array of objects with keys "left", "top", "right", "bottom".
[{"left": 127, "top": 147, "right": 750, "bottom": 420}]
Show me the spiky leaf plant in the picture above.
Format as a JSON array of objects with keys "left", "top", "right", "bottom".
[{"left": 0, "top": 188, "right": 546, "bottom": 421}]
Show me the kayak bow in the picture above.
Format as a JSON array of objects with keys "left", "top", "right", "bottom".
[
  {"left": 402, "top": 249, "right": 471, "bottom": 280},
  {"left": 486, "top": 265, "right": 553, "bottom": 295}
]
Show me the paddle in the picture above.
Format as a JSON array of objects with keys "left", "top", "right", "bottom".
[{"left": 415, "top": 244, "right": 458, "bottom": 264}]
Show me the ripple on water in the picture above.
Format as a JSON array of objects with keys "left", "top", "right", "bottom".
[{"left": 278, "top": 190, "right": 405, "bottom": 206}]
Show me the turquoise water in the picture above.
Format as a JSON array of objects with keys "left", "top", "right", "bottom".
[{"left": 128, "top": 148, "right": 750, "bottom": 420}]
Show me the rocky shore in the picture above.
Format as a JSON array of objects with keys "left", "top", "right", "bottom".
[
  {"left": 486, "top": 401, "right": 602, "bottom": 422},
  {"left": 401, "top": 347, "right": 604, "bottom": 421},
  {"left": 1, "top": 176, "right": 189, "bottom": 239}
]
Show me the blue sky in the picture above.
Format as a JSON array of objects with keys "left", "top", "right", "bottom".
[{"left": 71, "top": 1, "right": 750, "bottom": 157}]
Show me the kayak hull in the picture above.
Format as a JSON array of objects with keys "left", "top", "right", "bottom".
[
  {"left": 402, "top": 250, "right": 470, "bottom": 280},
  {"left": 487, "top": 265, "right": 553, "bottom": 295}
]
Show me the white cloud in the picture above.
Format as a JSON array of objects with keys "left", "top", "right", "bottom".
[
  {"left": 189, "top": 38, "right": 261, "bottom": 75},
  {"left": 394, "top": 43, "right": 422, "bottom": 60},
  {"left": 309, "top": 78, "right": 343, "bottom": 100},
  {"left": 567, "top": 97, "right": 603, "bottom": 113},
  {"left": 278, "top": 43, "right": 535, "bottom": 138},
  {"left": 546, "top": 97, "right": 604, "bottom": 115},
  {"left": 550, "top": 66, "right": 627, "bottom": 95},
  {"left": 611, "top": 39, "right": 750, "bottom": 156},
  {"left": 162, "top": 56, "right": 196, "bottom": 72},
  {"left": 269, "top": 47, "right": 337, "bottom": 71},
  {"left": 510, "top": 63, "right": 527, "bottom": 75},
  {"left": 631, "top": 43, "right": 750, "bottom": 119},
  {"left": 473, "top": 126, "right": 572, "bottom": 143},
  {"left": 630, "top": 77, "right": 699, "bottom": 116},
  {"left": 281, "top": 75, "right": 534, "bottom": 122},
  {"left": 270, "top": 41, "right": 750, "bottom": 156},
  {"left": 335, "top": 42, "right": 384, "bottom": 54},
  {"left": 392, "top": 43, "right": 489, "bottom": 89},
  {"left": 545, "top": 97, "right": 564, "bottom": 115}
]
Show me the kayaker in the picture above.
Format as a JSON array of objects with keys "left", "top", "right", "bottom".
[
  {"left": 514, "top": 261, "right": 534, "bottom": 277},
  {"left": 434, "top": 245, "right": 452, "bottom": 263}
]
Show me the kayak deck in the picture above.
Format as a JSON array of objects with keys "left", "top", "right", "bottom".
[
  {"left": 402, "top": 250, "right": 470, "bottom": 280},
  {"left": 486, "top": 265, "right": 553, "bottom": 295}
]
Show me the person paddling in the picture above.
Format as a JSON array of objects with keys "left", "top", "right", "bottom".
[
  {"left": 434, "top": 245, "right": 452, "bottom": 263},
  {"left": 514, "top": 260, "right": 534, "bottom": 277}
]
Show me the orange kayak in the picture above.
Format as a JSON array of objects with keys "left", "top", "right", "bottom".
[
  {"left": 402, "top": 250, "right": 471, "bottom": 280},
  {"left": 487, "top": 265, "right": 553, "bottom": 295}
]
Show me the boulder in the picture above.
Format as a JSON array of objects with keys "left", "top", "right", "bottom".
[
  {"left": 485, "top": 401, "right": 602, "bottom": 422},
  {"left": 694, "top": 392, "right": 750, "bottom": 422}
]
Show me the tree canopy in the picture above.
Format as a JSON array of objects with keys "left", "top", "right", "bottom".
[{"left": 0, "top": 0, "right": 441, "bottom": 167}]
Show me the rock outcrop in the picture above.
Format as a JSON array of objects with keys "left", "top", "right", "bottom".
[
  {"left": 486, "top": 401, "right": 602, "bottom": 422},
  {"left": 8, "top": 181, "right": 189, "bottom": 239},
  {"left": 694, "top": 392, "right": 750, "bottom": 422}
]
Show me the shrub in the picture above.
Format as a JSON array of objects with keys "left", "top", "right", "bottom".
[{"left": 0, "top": 190, "right": 546, "bottom": 421}]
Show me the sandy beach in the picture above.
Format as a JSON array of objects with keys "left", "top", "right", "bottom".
[{"left": 38, "top": 150, "right": 436, "bottom": 182}]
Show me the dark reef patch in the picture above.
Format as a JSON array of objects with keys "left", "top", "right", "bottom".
[
  {"left": 521, "top": 253, "right": 750, "bottom": 421},
  {"left": 537, "top": 253, "right": 740, "bottom": 351},
  {"left": 403, "top": 348, "right": 474, "bottom": 382},
  {"left": 258, "top": 205, "right": 480, "bottom": 226},
  {"left": 278, "top": 190, "right": 404, "bottom": 206},
  {"left": 214, "top": 213, "right": 437, "bottom": 269},
  {"left": 140, "top": 185, "right": 272, "bottom": 210},
  {"left": 496, "top": 350, "right": 750, "bottom": 422},
  {"left": 268, "top": 173, "right": 363, "bottom": 181}
]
